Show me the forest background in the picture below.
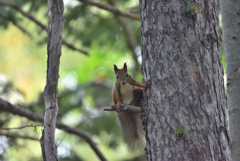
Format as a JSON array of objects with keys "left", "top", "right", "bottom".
[{"left": 0, "top": 0, "right": 225, "bottom": 161}]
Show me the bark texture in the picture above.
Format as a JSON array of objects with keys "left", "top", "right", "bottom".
[
  {"left": 221, "top": 1, "right": 240, "bottom": 161},
  {"left": 40, "top": 0, "right": 65, "bottom": 161},
  {"left": 139, "top": 0, "right": 231, "bottom": 160}
]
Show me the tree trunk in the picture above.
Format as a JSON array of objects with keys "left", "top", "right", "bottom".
[
  {"left": 40, "top": 0, "right": 65, "bottom": 161},
  {"left": 139, "top": 0, "right": 231, "bottom": 160},
  {"left": 221, "top": 1, "right": 240, "bottom": 161}
]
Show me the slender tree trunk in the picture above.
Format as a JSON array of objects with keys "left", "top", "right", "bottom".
[
  {"left": 139, "top": 0, "right": 231, "bottom": 160},
  {"left": 221, "top": 1, "right": 240, "bottom": 161},
  {"left": 40, "top": 0, "right": 65, "bottom": 160}
]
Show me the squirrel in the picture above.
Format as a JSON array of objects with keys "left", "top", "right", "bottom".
[{"left": 111, "top": 63, "right": 150, "bottom": 151}]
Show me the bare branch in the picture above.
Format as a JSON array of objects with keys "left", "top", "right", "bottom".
[
  {"left": 0, "top": 124, "right": 42, "bottom": 130},
  {"left": 104, "top": 104, "right": 143, "bottom": 113},
  {"left": 0, "top": 12, "right": 30, "bottom": 36},
  {"left": 0, "top": 132, "right": 39, "bottom": 141},
  {"left": 128, "top": 9, "right": 139, "bottom": 14},
  {"left": 0, "top": 98, "right": 107, "bottom": 161},
  {"left": 62, "top": 39, "right": 89, "bottom": 55},
  {"left": 0, "top": 0, "right": 89, "bottom": 56},
  {"left": 77, "top": 0, "right": 140, "bottom": 21}
]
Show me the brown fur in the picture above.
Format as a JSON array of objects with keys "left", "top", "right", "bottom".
[{"left": 112, "top": 63, "right": 149, "bottom": 151}]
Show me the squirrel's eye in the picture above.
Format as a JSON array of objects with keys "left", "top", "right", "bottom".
[
  {"left": 126, "top": 74, "right": 128, "bottom": 77},
  {"left": 116, "top": 76, "right": 119, "bottom": 79}
]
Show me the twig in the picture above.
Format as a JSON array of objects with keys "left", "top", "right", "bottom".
[
  {"left": 104, "top": 104, "right": 143, "bottom": 113},
  {"left": 0, "top": 0, "right": 89, "bottom": 56},
  {"left": 77, "top": 0, "right": 140, "bottom": 21},
  {"left": 128, "top": 9, "right": 139, "bottom": 14},
  {"left": 62, "top": 39, "right": 89, "bottom": 55},
  {"left": 0, "top": 12, "right": 30, "bottom": 36},
  {"left": 0, "top": 98, "right": 106, "bottom": 161},
  {"left": 0, "top": 132, "right": 39, "bottom": 141},
  {"left": 0, "top": 124, "right": 42, "bottom": 130}
]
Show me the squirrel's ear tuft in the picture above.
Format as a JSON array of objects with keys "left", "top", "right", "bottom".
[
  {"left": 123, "top": 63, "right": 127, "bottom": 71},
  {"left": 114, "top": 64, "right": 118, "bottom": 73}
]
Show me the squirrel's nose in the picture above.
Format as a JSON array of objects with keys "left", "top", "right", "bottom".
[{"left": 122, "top": 81, "right": 125, "bottom": 85}]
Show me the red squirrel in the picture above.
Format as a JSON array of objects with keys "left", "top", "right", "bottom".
[{"left": 111, "top": 63, "right": 150, "bottom": 150}]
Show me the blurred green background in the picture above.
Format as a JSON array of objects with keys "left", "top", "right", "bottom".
[{"left": 0, "top": 0, "right": 225, "bottom": 161}]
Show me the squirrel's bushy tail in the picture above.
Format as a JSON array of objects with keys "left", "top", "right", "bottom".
[{"left": 117, "top": 112, "right": 145, "bottom": 151}]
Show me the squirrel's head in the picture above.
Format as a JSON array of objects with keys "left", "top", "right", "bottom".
[{"left": 113, "top": 63, "right": 129, "bottom": 85}]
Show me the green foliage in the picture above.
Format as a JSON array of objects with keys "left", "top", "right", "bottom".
[
  {"left": 185, "top": 7, "right": 195, "bottom": 16},
  {"left": 185, "top": 3, "right": 199, "bottom": 16},
  {"left": 0, "top": 0, "right": 145, "bottom": 160},
  {"left": 175, "top": 127, "right": 188, "bottom": 138},
  {"left": 1, "top": 0, "right": 226, "bottom": 160}
]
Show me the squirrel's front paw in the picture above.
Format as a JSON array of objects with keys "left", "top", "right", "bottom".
[
  {"left": 144, "top": 79, "right": 151, "bottom": 87},
  {"left": 111, "top": 104, "right": 116, "bottom": 109},
  {"left": 116, "top": 104, "right": 122, "bottom": 113}
]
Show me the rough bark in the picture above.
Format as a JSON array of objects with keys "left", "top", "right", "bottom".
[
  {"left": 139, "top": 0, "right": 231, "bottom": 160},
  {"left": 221, "top": 1, "right": 240, "bottom": 161},
  {"left": 40, "top": 0, "right": 65, "bottom": 161}
]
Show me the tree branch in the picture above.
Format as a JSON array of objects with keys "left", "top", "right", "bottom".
[
  {"left": 0, "top": 98, "right": 107, "bottom": 161},
  {"left": 77, "top": 0, "right": 140, "bottom": 21},
  {"left": 0, "top": 12, "right": 30, "bottom": 36},
  {"left": 0, "top": 132, "right": 39, "bottom": 141},
  {"left": 104, "top": 104, "right": 143, "bottom": 113},
  {"left": 0, "top": 124, "right": 42, "bottom": 130},
  {"left": 0, "top": 0, "right": 89, "bottom": 56}
]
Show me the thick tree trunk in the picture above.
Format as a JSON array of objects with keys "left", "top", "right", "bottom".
[
  {"left": 40, "top": 0, "right": 65, "bottom": 161},
  {"left": 139, "top": 0, "right": 231, "bottom": 160},
  {"left": 221, "top": 1, "right": 240, "bottom": 161}
]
